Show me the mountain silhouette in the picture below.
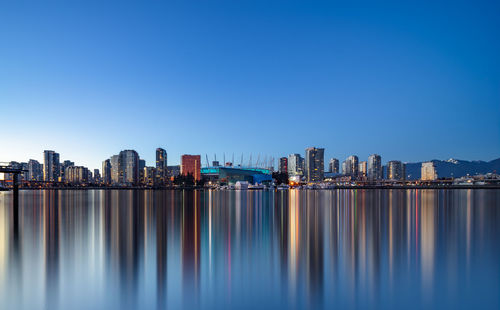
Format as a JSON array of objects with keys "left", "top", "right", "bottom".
[{"left": 402, "top": 158, "right": 500, "bottom": 180}]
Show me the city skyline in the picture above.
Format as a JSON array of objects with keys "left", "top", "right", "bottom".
[
  {"left": 1, "top": 1, "right": 499, "bottom": 170},
  {"left": 2, "top": 146, "right": 500, "bottom": 172},
  {"left": 1, "top": 2, "right": 499, "bottom": 310}
]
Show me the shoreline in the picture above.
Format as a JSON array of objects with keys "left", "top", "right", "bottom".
[{"left": 2, "top": 185, "right": 500, "bottom": 191}]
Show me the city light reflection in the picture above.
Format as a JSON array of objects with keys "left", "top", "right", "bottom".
[{"left": 0, "top": 189, "right": 498, "bottom": 310}]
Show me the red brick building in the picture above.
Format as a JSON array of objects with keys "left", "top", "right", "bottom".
[{"left": 181, "top": 155, "right": 201, "bottom": 181}]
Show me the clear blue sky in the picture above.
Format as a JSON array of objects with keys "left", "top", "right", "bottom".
[{"left": 1, "top": 0, "right": 499, "bottom": 170}]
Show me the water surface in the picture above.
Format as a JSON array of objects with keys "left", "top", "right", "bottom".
[{"left": 0, "top": 189, "right": 499, "bottom": 309}]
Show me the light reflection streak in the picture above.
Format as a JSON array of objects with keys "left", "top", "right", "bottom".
[
  {"left": 288, "top": 189, "right": 299, "bottom": 302},
  {"left": 0, "top": 197, "right": 7, "bottom": 293},
  {"left": 0, "top": 189, "right": 498, "bottom": 310},
  {"left": 208, "top": 190, "right": 212, "bottom": 275},
  {"left": 420, "top": 190, "right": 435, "bottom": 303},
  {"left": 466, "top": 189, "right": 471, "bottom": 273}
]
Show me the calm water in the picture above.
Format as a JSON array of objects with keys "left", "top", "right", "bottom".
[{"left": 0, "top": 189, "right": 499, "bottom": 309}]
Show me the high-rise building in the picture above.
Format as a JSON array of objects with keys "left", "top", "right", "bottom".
[
  {"left": 28, "top": 159, "right": 42, "bottom": 181},
  {"left": 93, "top": 169, "right": 101, "bottom": 183},
  {"left": 279, "top": 157, "right": 288, "bottom": 174},
  {"left": 110, "top": 155, "right": 120, "bottom": 184},
  {"left": 421, "top": 162, "right": 437, "bottom": 181},
  {"left": 287, "top": 154, "right": 304, "bottom": 176},
  {"left": 105, "top": 150, "right": 140, "bottom": 185},
  {"left": 60, "top": 160, "right": 74, "bottom": 182},
  {"left": 43, "top": 150, "right": 60, "bottom": 182},
  {"left": 345, "top": 155, "right": 359, "bottom": 177},
  {"left": 167, "top": 165, "right": 181, "bottom": 177},
  {"left": 367, "top": 154, "right": 382, "bottom": 180},
  {"left": 144, "top": 166, "right": 156, "bottom": 186},
  {"left": 139, "top": 159, "right": 146, "bottom": 184},
  {"left": 120, "top": 150, "right": 140, "bottom": 185},
  {"left": 359, "top": 161, "right": 367, "bottom": 178},
  {"left": 156, "top": 148, "right": 167, "bottom": 183},
  {"left": 102, "top": 159, "right": 112, "bottom": 184},
  {"left": 387, "top": 161, "right": 405, "bottom": 180},
  {"left": 21, "top": 162, "right": 28, "bottom": 180},
  {"left": 63, "top": 160, "right": 74, "bottom": 166},
  {"left": 88, "top": 170, "right": 93, "bottom": 183},
  {"left": 342, "top": 161, "right": 347, "bottom": 174},
  {"left": 65, "top": 166, "right": 89, "bottom": 184},
  {"left": 305, "top": 147, "right": 324, "bottom": 183},
  {"left": 181, "top": 155, "right": 201, "bottom": 181},
  {"left": 329, "top": 158, "right": 339, "bottom": 173}
]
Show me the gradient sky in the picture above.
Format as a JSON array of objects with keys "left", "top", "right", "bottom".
[{"left": 1, "top": 0, "right": 499, "bottom": 170}]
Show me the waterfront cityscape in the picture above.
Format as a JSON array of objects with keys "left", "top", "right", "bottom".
[
  {"left": 1, "top": 1, "right": 499, "bottom": 309},
  {"left": 1, "top": 147, "right": 499, "bottom": 189},
  {"left": 1, "top": 189, "right": 499, "bottom": 310}
]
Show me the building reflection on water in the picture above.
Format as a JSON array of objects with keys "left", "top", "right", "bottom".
[{"left": 0, "top": 189, "right": 498, "bottom": 310}]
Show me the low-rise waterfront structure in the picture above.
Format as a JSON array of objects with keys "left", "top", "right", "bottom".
[{"left": 201, "top": 166, "right": 272, "bottom": 185}]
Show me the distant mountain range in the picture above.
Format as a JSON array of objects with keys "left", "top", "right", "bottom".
[{"left": 401, "top": 158, "right": 500, "bottom": 180}]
